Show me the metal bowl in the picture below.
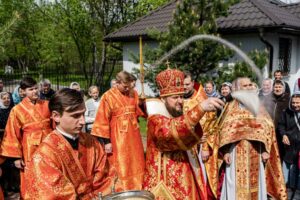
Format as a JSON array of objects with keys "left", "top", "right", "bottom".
[{"left": 102, "top": 190, "right": 155, "bottom": 200}]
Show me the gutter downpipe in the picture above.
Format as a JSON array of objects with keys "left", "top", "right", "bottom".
[{"left": 259, "top": 28, "right": 274, "bottom": 76}]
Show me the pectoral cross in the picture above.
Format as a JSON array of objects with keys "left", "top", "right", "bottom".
[
  {"left": 166, "top": 60, "right": 170, "bottom": 68},
  {"left": 191, "top": 110, "right": 198, "bottom": 119}
]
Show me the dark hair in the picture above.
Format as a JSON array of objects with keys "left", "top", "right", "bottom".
[
  {"left": 292, "top": 93, "right": 300, "bottom": 98},
  {"left": 183, "top": 71, "right": 194, "bottom": 80},
  {"left": 274, "top": 70, "right": 282, "bottom": 75},
  {"left": 49, "top": 88, "right": 84, "bottom": 115},
  {"left": 20, "top": 77, "right": 37, "bottom": 90},
  {"left": 116, "top": 71, "right": 134, "bottom": 83},
  {"left": 205, "top": 80, "right": 215, "bottom": 87},
  {"left": 130, "top": 74, "right": 137, "bottom": 81},
  {"left": 273, "top": 80, "right": 284, "bottom": 86}
]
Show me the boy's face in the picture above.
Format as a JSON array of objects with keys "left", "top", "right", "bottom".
[
  {"left": 53, "top": 103, "right": 86, "bottom": 135},
  {"left": 25, "top": 85, "right": 39, "bottom": 101}
]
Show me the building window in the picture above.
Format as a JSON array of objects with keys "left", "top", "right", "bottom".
[{"left": 278, "top": 37, "right": 292, "bottom": 74}]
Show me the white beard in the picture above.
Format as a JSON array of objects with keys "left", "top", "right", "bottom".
[{"left": 231, "top": 90, "right": 260, "bottom": 116}]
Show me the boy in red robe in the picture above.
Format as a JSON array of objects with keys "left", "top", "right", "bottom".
[{"left": 26, "top": 88, "right": 112, "bottom": 199}]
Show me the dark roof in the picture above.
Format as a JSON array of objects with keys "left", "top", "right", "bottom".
[
  {"left": 281, "top": 2, "right": 300, "bottom": 18},
  {"left": 105, "top": 0, "right": 300, "bottom": 42},
  {"left": 217, "top": 0, "right": 300, "bottom": 31}
]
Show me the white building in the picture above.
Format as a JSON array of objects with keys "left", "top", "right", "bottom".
[{"left": 105, "top": 0, "right": 300, "bottom": 95}]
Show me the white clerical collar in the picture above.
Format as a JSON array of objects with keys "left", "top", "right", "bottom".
[{"left": 56, "top": 127, "right": 78, "bottom": 140}]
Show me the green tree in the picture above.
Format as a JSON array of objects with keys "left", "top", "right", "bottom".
[
  {"left": 216, "top": 50, "right": 268, "bottom": 85},
  {"left": 0, "top": 0, "right": 41, "bottom": 71},
  {"left": 136, "top": 0, "right": 239, "bottom": 91},
  {"left": 0, "top": 0, "right": 180, "bottom": 91}
]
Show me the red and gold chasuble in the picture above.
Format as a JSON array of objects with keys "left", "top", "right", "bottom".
[
  {"left": 26, "top": 131, "right": 112, "bottom": 199},
  {"left": 144, "top": 99, "right": 207, "bottom": 200},
  {"left": 91, "top": 87, "right": 145, "bottom": 191},
  {"left": 0, "top": 97, "right": 52, "bottom": 198},
  {"left": 184, "top": 85, "right": 219, "bottom": 199},
  {"left": 218, "top": 100, "right": 287, "bottom": 200}
]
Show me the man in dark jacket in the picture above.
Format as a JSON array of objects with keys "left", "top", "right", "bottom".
[
  {"left": 274, "top": 69, "right": 290, "bottom": 95},
  {"left": 277, "top": 92, "right": 300, "bottom": 199},
  {"left": 263, "top": 80, "right": 290, "bottom": 128},
  {"left": 262, "top": 80, "right": 290, "bottom": 162}
]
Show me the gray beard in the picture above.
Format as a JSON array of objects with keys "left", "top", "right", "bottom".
[{"left": 231, "top": 90, "right": 260, "bottom": 116}]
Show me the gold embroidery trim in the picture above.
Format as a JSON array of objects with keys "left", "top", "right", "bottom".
[
  {"left": 163, "top": 153, "right": 167, "bottom": 183},
  {"left": 171, "top": 120, "right": 188, "bottom": 150},
  {"left": 158, "top": 152, "right": 161, "bottom": 181}
]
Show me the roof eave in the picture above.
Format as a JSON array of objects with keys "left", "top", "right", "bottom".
[
  {"left": 103, "top": 34, "right": 154, "bottom": 42},
  {"left": 219, "top": 25, "right": 300, "bottom": 34}
]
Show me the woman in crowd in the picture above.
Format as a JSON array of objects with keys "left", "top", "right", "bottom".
[
  {"left": 0, "top": 92, "right": 20, "bottom": 198},
  {"left": 0, "top": 92, "right": 13, "bottom": 134},
  {"left": 12, "top": 86, "right": 25, "bottom": 105},
  {"left": 219, "top": 82, "right": 233, "bottom": 102},
  {"left": 277, "top": 92, "right": 300, "bottom": 199},
  {"left": 204, "top": 80, "right": 220, "bottom": 98}
]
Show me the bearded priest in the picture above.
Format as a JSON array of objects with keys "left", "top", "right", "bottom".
[{"left": 143, "top": 67, "right": 224, "bottom": 200}]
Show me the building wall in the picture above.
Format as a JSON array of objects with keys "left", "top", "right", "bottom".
[
  {"left": 123, "top": 41, "right": 158, "bottom": 97},
  {"left": 224, "top": 33, "right": 300, "bottom": 91},
  {"left": 222, "top": 33, "right": 268, "bottom": 77},
  {"left": 224, "top": 33, "right": 266, "bottom": 58},
  {"left": 122, "top": 33, "right": 300, "bottom": 94},
  {"left": 265, "top": 33, "right": 300, "bottom": 91}
]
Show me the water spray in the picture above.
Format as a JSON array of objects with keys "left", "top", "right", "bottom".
[{"left": 153, "top": 34, "right": 263, "bottom": 84}]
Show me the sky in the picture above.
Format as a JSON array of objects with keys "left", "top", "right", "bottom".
[{"left": 280, "top": 0, "right": 300, "bottom": 3}]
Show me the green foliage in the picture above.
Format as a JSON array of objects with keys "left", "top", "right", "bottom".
[
  {"left": 0, "top": 0, "right": 138, "bottom": 90},
  {"left": 131, "top": 0, "right": 169, "bottom": 18},
  {"left": 216, "top": 49, "right": 268, "bottom": 85},
  {"left": 138, "top": 0, "right": 237, "bottom": 91},
  {"left": 138, "top": 117, "right": 147, "bottom": 137}
]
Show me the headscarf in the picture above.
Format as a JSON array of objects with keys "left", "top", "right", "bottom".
[
  {"left": 12, "top": 85, "right": 22, "bottom": 105},
  {"left": 0, "top": 92, "right": 10, "bottom": 109},
  {"left": 205, "top": 81, "right": 220, "bottom": 98},
  {"left": 273, "top": 80, "right": 286, "bottom": 96}
]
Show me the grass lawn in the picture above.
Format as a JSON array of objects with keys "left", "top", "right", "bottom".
[{"left": 139, "top": 117, "right": 147, "bottom": 137}]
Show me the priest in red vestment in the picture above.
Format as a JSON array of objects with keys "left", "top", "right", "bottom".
[
  {"left": 26, "top": 88, "right": 112, "bottom": 199},
  {"left": 218, "top": 77, "right": 287, "bottom": 200},
  {"left": 143, "top": 67, "right": 224, "bottom": 200},
  {"left": 91, "top": 71, "right": 145, "bottom": 191},
  {"left": 0, "top": 77, "right": 53, "bottom": 199}
]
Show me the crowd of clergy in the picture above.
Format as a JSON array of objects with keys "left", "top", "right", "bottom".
[{"left": 0, "top": 68, "right": 299, "bottom": 200}]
